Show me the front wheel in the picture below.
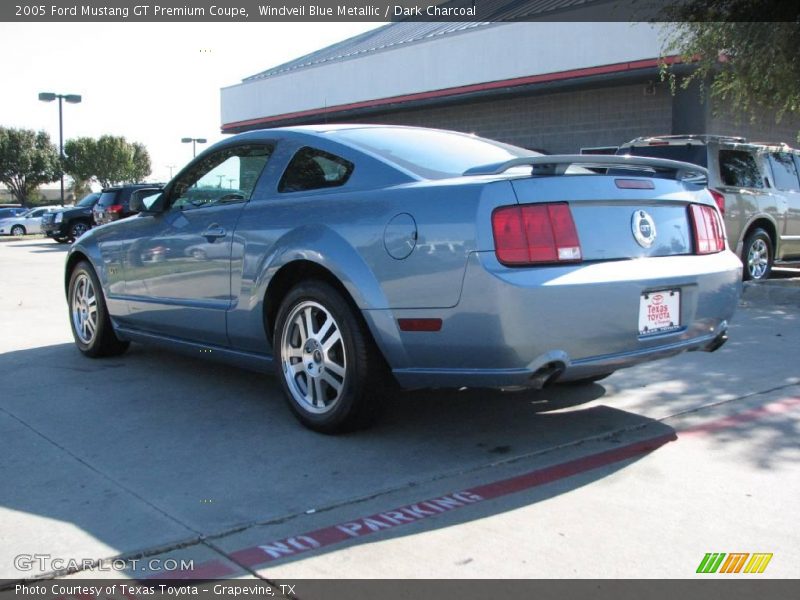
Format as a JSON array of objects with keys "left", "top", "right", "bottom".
[
  {"left": 70, "top": 221, "right": 90, "bottom": 240},
  {"left": 742, "top": 228, "right": 773, "bottom": 281},
  {"left": 274, "top": 281, "right": 384, "bottom": 433},
  {"left": 54, "top": 236, "right": 70, "bottom": 244},
  {"left": 10, "top": 225, "right": 25, "bottom": 236},
  {"left": 68, "top": 261, "right": 129, "bottom": 357}
]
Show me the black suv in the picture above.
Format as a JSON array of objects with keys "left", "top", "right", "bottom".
[
  {"left": 93, "top": 184, "right": 163, "bottom": 226},
  {"left": 42, "top": 192, "right": 101, "bottom": 243}
]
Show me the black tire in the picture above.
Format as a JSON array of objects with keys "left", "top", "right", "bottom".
[
  {"left": 67, "top": 261, "right": 130, "bottom": 357},
  {"left": 274, "top": 280, "right": 385, "bottom": 433},
  {"left": 54, "top": 236, "right": 70, "bottom": 244},
  {"left": 10, "top": 225, "right": 25, "bottom": 236},
  {"left": 741, "top": 228, "right": 773, "bottom": 281},
  {"left": 562, "top": 372, "right": 614, "bottom": 386},
  {"left": 70, "top": 221, "right": 90, "bottom": 240}
]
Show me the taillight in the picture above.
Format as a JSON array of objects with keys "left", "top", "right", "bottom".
[
  {"left": 690, "top": 204, "right": 725, "bottom": 254},
  {"left": 492, "top": 202, "right": 582, "bottom": 265},
  {"left": 708, "top": 189, "right": 726, "bottom": 215},
  {"left": 108, "top": 205, "right": 123, "bottom": 213}
]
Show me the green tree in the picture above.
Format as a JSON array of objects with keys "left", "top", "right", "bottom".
[
  {"left": 63, "top": 135, "right": 152, "bottom": 188},
  {"left": 661, "top": 2, "right": 800, "bottom": 126},
  {"left": 0, "top": 127, "right": 61, "bottom": 206},
  {"left": 68, "top": 178, "right": 92, "bottom": 202},
  {"left": 129, "top": 142, "right": 152, "bottom": 183},
  {"left": 63, "top": 137, "right": 99, "bottom": 183}
]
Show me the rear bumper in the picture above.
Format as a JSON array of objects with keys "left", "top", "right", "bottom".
[{"left": 369, "top": 251, "right": 742, "bottom": 389}]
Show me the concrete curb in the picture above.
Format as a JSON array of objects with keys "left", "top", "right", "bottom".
[{"left": 741, "top": 279, "right": 800, "bottom": 307}]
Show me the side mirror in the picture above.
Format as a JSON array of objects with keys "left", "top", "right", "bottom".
[{"left": 130, "top": 188, "right": 164, "bottom": 213}]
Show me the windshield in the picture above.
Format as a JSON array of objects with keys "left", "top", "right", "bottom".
[
  {"left": 333, "top": 127, "right": 535, "bottom": 179},
  {"left": 77, "top": 192, "right": 101, "bottom": 208}
]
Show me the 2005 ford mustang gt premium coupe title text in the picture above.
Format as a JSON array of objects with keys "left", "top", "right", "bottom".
[{"left": 65, "top": 125, "right": 741, "bottom": 432}]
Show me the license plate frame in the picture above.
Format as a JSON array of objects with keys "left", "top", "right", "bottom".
[{"left": 639, "top": 289, "right": 681, "bottom": 336}]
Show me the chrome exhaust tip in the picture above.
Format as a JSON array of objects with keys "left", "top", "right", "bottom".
[{"left": 530, "top": 362, "right": 565, "bottom": 389}]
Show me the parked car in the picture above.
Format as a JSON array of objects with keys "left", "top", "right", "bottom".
[
  {"left": 0, "top": 206, "right": 60, "bottom": 236},
  {"left": 617, "top": 135, "right": 800, "bottom": 280},
  {"left": 0, "top": 207, "right": 25, "bottom": 220},
  {"left": 42, "top": 192, "right": 101, "bottom": 243},
  {"left": 65, "top": 125, "right": 741, "bottom": 432},
  {"left": 93, "top": 184, "right": 164, "bottom": 225}
]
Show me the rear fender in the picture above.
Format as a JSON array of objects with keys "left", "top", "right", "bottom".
[{"left": 232, "top": 225, "right": 409, "bottom": 366}]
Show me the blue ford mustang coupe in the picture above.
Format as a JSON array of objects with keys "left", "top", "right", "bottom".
[{"left": 65, "top": 125, "right": 741, "bottom": 432}]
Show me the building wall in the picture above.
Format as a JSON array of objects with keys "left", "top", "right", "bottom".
[
  {"left": 221, "top": 21, "right": 667, "bottom": 129},
  {"left": 339, "top": 82, "right": 674, "bottom": 154},
  {"left": 707, "top": 102, "right": 800, "bottom": 145}
]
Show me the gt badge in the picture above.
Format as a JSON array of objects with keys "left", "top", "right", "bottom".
[{"left": 632, "top": 210, "right": 657, "bottom": 248}]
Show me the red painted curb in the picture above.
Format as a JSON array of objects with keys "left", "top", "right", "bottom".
[{"left": 161, "top": 395, "right": 800, "bottom": 578}]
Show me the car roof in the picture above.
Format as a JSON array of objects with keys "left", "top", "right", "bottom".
[
  {"left": 101, "top": 183, "right": 165, "bottom": 191},
  {"left": 621, "top": 134, "right": 748, "bottom": 147}
]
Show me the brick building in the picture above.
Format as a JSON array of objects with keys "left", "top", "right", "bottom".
[{"left": 220, "top": 20, "right": 800, "bottom": 153}]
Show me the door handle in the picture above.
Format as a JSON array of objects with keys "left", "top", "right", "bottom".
[{"left": 202, "top": 225, "right": 226, "bottom": 241}]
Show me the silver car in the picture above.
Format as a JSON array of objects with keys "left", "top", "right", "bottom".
[
  {"left": 65, "top": 125, "right": 741, "bottom": 432},
  {"left": 0, "top": 206, "right": 59, "bottom": 236}
]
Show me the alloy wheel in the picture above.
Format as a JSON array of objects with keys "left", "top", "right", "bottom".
[
  {"left": 747, "top": 238, "right": 769, "bottom": 280},
  {"left": 71, "top": 272, "right": 98, "bottom": 344},
  {"left": 280, "top": 300, "right": 347, "bottom": 414}
]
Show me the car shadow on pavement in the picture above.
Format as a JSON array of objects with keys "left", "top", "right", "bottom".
[
  {"left": 1, "top": 314, "right": 797, "bottom": 578},
  {"left": 9, "top": 241, "right": 71, "bottom": 253},
  {"left": 0, "top": 340, "right": 681, "bottom": 579}
]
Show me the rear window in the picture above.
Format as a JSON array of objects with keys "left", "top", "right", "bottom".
[
  {"left": 334, "top": 127, "right": 533, "bottom": 179},
  {"left": 618, "top": 144, "right": 708, "bottom": 167},
  {"left": 768, "top": 152, "right": 800, "bottom": 191},
  {"left": 96, "top": 191, "right": 120, "bottom": 207},
  {"left": 719, "top": 150, "right": 763, "bottom": 188}
]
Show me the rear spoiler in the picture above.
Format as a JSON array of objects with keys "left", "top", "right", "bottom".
[{"left": 463, "top": 154, "right": 708, "bottom": 183}]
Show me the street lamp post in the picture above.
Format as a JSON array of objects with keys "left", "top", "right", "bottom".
[
  {"left": 181, "top": 137, "right": 207, "bottom": 158},
  {"left": 39, "top": 92, "right": 82, "bottom": 205}
]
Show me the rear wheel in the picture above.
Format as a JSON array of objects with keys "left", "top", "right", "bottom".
[
  {"left": 54, "top": 236, "right": 70, "bottom": 244},
  {"left": 68, "top": 261, "right": 129, "bottom": 357},
  {"left": 742, "top": 228, "right": 773, "bottom": 281},
  {"left": 10, "top": 225, "right": 25, "bottom": 236},
  {"left": 274, "top": 280, "right": 384, "bottom": 433}
]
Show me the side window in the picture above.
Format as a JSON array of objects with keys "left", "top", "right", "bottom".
[
  {"left": 170, "top": 144, "right": 273, "bottom": 210},
  {"left": 718, "top": 149, "right": 763, "bottom": 188},
  {"left": 768, "top": 152, "right": 800, "bottom": 192},
  {"left": 278, "top": 147, "right": 354, "bottom": 193}
]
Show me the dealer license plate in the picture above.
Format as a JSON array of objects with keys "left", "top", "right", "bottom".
[{"left": 639, "top": 289, "right": 681, "bottom": 336}]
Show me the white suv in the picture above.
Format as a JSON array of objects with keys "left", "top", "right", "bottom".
[{"left": 618, "top": 135, "right": 800, "bottom": 280}]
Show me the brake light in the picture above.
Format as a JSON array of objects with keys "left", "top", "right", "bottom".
[
  {"left": 690, "top": 204, "right": 725, "bottom": 254},
  {"left": 108, "top": 205, "right": 123, "bottom": 213},
  {"left": 492, "top": 202, "right": 582, "bottom": 265},
  {"left": 708, "top": 189, "right": 726, "bottom": 215}
]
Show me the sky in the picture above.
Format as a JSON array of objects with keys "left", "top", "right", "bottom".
[{"left": 0, "top": 22, "right": 384, "bottom": 186}]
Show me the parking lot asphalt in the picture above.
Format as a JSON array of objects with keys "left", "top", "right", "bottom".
[{"left": 0, "top": 238, "right": 798, "bottom": 581}]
